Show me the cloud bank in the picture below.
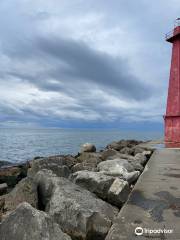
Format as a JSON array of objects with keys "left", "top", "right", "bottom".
[{"left": 0, "top": 0, "right": 179, "bottom": 128}]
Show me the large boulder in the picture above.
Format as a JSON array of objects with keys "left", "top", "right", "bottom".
[
  {"left": 70, "top": 170, "right": 115, "bottom": 200},
  {"left": 98, "top": 159, "right": 135, "bottom": 173},
  {"left": 35, "top": 170, "right": 118, "bottom": 240},
  {"left": 80, "top": 143, "right": 96, "bottom": 153},
  {"left": 104, "top": 152, "right": 144, "bottom": 172},
  {"left": 28, "top": 155, "right": 76, "bottom": 178},
  {"left": 1, "top": 177, "right": 38, "bottom": 218},
  {"left": 107, "top": 178, "right": 130, "bottom": 207},
  {"left": 72, "top": 152, "right": 102, "bottom": 172},
  {"left": 97, "top": 159, "right": 140, "bottom": 184},
  {"left": 0, "top": 202, "right": 71, "bottom": 240},
  {"left": 70, "top": 171, "right": 130, "bottom": 207}
]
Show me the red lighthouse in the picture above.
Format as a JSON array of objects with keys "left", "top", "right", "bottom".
[{"left": 165, "top": 18, "right": 180, "bottom": 147}]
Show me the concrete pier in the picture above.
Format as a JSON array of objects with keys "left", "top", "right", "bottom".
[{"left": 106, "top": 149, "right": 180, "bottom": 240}]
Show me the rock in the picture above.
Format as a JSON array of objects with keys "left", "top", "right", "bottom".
[
  {"left": 70, "top": 171, "right": 131, "bottom": 208},
  {"left": 0, "top": 162, "right": 29, "bottom": 188},
  {"left": 0, "top": 183, "right": 8, "bottom": 196},
  {"left": 119, "top": 147, "right": 134, "bottom": 155},
  {"left": 107, "top": 153, "right": 135, "bottom": 161},
  {"left": 134, "top": 153, "right": 147, "bottom": 166},
  {"left": 127, "top": 160, "right": 144, "bottom": 172},
  {"left": 106, "top": 140, "right": 141, "bottom": 151},
  {"left": 124, "top": 171, "right": 140, "bottom": 184},
  {"left": 72, "top": 152, "right": 102, "bottom": 172},
  {"left": 0, "top": 202, "right": 71, "bottom": 240},
  {"left": 70, "top": 170, "right": 115, "bottom": 200},
  {"left": 80, "top": 143, "right": 96, "bottom": 153},
  {"left": 142, "top": 150, "right": 153, "bottom": 158},
  {"left": 106, "top": 141, "right": 123, "bottom": 151},
  {"left": 132, "top": 146, "right": 146, "bottom": 155},
  {"left": 28, "top": 155, "right": 76, "bottom": 178},
  {"left": 98, "top": 159, "right": 135, "bottom": 173},
  {"left": 101, "top": 149, "right": 139, "bottom": 162},
  {"left": 101, "top": 149, "right": 119, "bottom": 160},
  {"left": 3, "top": 177, "right": 38, "bottom": 215},
  {"left": 35, "top": 170, "right": 118, "bottom": 240},
  {"left": 108, "top": 178, "right": 130, "bottom": 207},
  {"left": 76, "top": 152, "right": 102, "bottom": 163},
  {"left": 97, "top": 159, "right": 140, "bottom": 184},
  {"left": 71, "top": 162, "right": 97, "bottom": 172},
  {"left": 105, "top": 153, "right": 144, "bottom": 172}
]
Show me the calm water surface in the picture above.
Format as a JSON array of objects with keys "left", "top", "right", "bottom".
[{"left": 0, "top": 128, "right": 163, "bottom": 163}]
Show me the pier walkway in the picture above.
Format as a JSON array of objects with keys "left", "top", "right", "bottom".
[{"left": 106, "top": 149, "right": 180, "bottom": 240}]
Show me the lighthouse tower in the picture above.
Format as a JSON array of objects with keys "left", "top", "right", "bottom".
[{"left": 165, "top": 18, "right": 180, "bottom": 147}]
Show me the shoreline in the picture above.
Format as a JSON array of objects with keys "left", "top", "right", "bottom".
[{"left": 0, "top": 139, "right": 155, "bottom": 239}]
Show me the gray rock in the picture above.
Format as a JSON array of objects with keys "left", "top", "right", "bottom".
[
  {"left": 76, "top": 152, "right": 102, "bottom": 163},
  {"left": 0, "top": 183, "right": 7, "bottom": 196},
  {"left": 35, "top": 170, "right": 118, "bottom": 240},
  {"left": 0, "top": 202, "right": 71, "bottom": 240},
  {"left": 28, "top": 155, "right": 75, "bottom": 178},
  {"left": 70, "top": 171, "right": 131, "bottom": 208},
  {"left": 142, "top": 150, "right": 152, "bottom": 158},
  {"left": 134, "top": 153, "right": 147, "bottom": 166},
  {"left": 106, "top": 153, "right": 144, "bottom": 172},
  {"left": 98, "top": 159, "right": 135, "bottom": 173},
  {"left": 80, "top": 143, "right": 96, "bottom": 153},
  {"left": 119, "top": 147, "right": 134, "bottom": 155},
  {"left": 71, "top": 162, "right": 98, "bottom": 172},
  {"left": 107, "top": 153, "right": 135, "bottom": 161},
  {"left": 124, "top": 171, "right": 140, "bottom": 184},
  {"left": 3, "top": 177, "right": 38, "bottom": 214},
  {"left": 72, "top": 152, "right": 102, "bottom": 172},
  {"left": 132, "top": 146, "right": 145, "bottom": 155},
  {"left": 97, "top": 159, "right": 140, "bottom": 184},
  {"left": 108, "top": 178, "right": 130, "bottom": 207},
  {"left": 70, "top": 170, "right": 115, "bottom": 200},
  {"left": 128, "top": 160, "right": 144, "bottom": 172},
  {"left": 106, "top": 140, "right": 141, "bottom": 151},
  {"left": 101, "top": 149, "right": 119, "bottom": 161},
  {"left": 106, "top": 141, "right": 123, "bottom": 151}
]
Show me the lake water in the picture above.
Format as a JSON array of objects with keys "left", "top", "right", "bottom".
[{"left": 0, "top": 128, "right": 163, "bottom": 163}]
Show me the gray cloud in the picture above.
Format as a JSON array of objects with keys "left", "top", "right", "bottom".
[
  {"left": 2, "top": 33, "right": 151, "bottom": 101},
  {"left": 37, "top": 36, "right": 151, "bottom": 100},
  {"left": 0, "top": 0, "right": 178, "bottom": 127}
]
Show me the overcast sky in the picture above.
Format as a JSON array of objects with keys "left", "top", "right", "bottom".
[{"left": 0, "top": 0, "right": 179, "bottom": 129}]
